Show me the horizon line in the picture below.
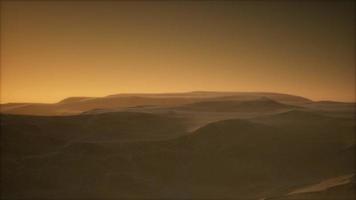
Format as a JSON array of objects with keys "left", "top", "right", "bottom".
[{"left": 1, "top": 90, "right": 355, "bottom": 104}]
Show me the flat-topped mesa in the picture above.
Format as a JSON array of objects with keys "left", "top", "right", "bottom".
[
  {"left": 1, "top": 91, "right": 347, "bottom": 116},
  {"left": 57, "top": 97, "right": 93, "bottom": 104}
]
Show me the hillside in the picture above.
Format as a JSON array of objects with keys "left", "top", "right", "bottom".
[
  {"left": 174, "top": 97, "right": 297, "bottom": 112},
  {"left": 1, "top": 109, "right": 354, "bottom": 199},
  {"left": 0, "top": 112, "right": 188, "bottom": 156}
]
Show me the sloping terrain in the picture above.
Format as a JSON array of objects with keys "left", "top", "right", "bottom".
[
  {"left": 302, "top": 101, "right": 356, "bottom": 119},
  {"left": 0, "top": 112, "right": 188, "bottom": 156},
  {"left": 108, "top": 97, "right": 299, "bottom": 132},
  {"left": 1, "top": 107, "right": 354, "bottom": 199},
  {"left": 269, "top": 174, "right": 355, "bottom": 200},
  {"left": 173, "top": 97, "right": 297, "bottom": 112}
]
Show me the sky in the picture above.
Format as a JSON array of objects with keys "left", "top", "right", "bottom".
[{"left": 1, "top": 1, "right": 355, "bottom": 103}]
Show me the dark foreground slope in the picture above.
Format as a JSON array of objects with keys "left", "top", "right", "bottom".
[
  {"left": 1, "top": 109, "right": 354, "bottom": 199},
  {"left": 0, "top": 112, "right": 188, "bottom": 156},
  {"left": 269, "top": 174, "right": 355, "bottom": 200}
]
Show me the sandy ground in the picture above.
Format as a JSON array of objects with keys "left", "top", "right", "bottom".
[{"left": 287, "top": 174, "right": 354, "bottom": 195}]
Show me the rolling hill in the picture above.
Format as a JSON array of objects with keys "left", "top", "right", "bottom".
[
  {"left": 174, "top": 97, "right": 297, "bottom": 112},
  {"left": 1, "top": 108, "right": 354, "bottom": 199},
  {"left": 0, "top": 112, "right": 188, "bottom": 156}
]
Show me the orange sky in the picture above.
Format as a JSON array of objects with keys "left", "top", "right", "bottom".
[{"left": 1, "top": 1, "right": 355, "bottom": 103}]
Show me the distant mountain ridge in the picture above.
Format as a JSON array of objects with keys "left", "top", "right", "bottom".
[{"left": 0, "top": 91, "right": 314, "bottom": 116}]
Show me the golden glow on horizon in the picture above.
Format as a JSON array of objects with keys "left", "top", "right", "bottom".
[{"left": 1, "top": 1, "right": 355, "bottom": 103}]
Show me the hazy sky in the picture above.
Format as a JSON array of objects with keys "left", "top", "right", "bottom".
[{"left": 1, "top": 1, "right": 355, "bottom": 103}]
